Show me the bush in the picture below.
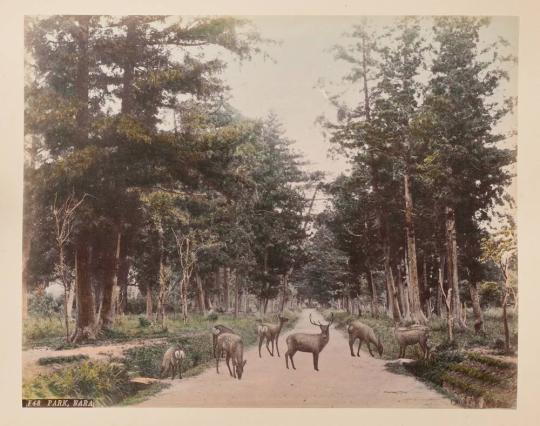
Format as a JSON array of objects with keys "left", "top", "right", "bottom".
[
  {"left": 138, "top": 316, "right": 151, "bottom": 328},
  {"left": 206, "top": 312, "right": 219, "bottom": 322},
  {"left": 23, "top": 361, "right": 132, "bottom": 406},
  {"left": 479, "top": 282, "right": 503, "bottom": 308},
  {"left": 28, "top": 293, "right": 62, "bottom": 318}
]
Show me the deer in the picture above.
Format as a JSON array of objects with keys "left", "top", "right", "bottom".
[
  {"left": 257, "top": 315, "right": 289, "bottom": 358},
  {"left": 393, "top": 324, "right": 430, "bottom": 359},
  {"left": 285, "top": 313, "right": 333, "bottom": 371},
  {"left": 346, "top": 320, "right": 384, "bottom": 358},
  {"left": 212, "top": 324, "right": 235, "bottom": 358},
  {"left": 215, "top": 332, "right": 247, "bottom": 380},
  {"left": 160, "top": 345, "right": 186, "bottom": 380}
]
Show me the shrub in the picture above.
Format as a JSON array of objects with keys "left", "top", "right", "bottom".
[
  {"left": 28, "top": 293, "right": 62, "bottom": 318},
  {"left": 23, "top": 361, "right": 132, "bottom": 406},
  {"left": 138, "top": 316, "right": 151, "bottom": 328},
  {"left": 479, "top": 282, "right": 502, "bottom": 308},
  {"left": 38, "top": 355, "right": 89, "bottom": 365},
  {"left": 206, "top": 312, "right": 219, "bottom": 322}
]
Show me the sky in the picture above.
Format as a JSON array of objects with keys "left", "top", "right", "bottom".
[{"left": 218, "top": 16, "right": 518, "bottom": 211}]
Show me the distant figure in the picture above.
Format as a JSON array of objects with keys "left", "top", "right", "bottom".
[{"left": 160, "top": 345, "right": 186, "bottom": 379}]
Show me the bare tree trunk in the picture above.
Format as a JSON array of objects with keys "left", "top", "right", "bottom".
[
  {"left": 438, "top": 260, "right": 454, "bottom": 342},
  {"left": 396, "top": 262, "right": 411, "bottom": 322},
  {"left": 469, "top": 281, "right": 484, "bottom": 333},
  {"left": 67, "top": 281, "right": 76, "bottom": 319},
  {"left": 234, "top": 274, "right": 240, "bottom": 319},
  {"left": 156, "top": 224, "right": 166, "bottom": 325},
  {"left": 383, "top": 242, "right": 401, "bottom": 322},
  {"left": 279, "top": 274, "right": 288, "bottom": 313},
  {"left": 366, "top": 267, "right": 378, "bottom": 317},
  {"left": 404, "top": 173, "right": 427, "bottom": 324},
  {"left": 445, "top": 206, "right": 465, "bottom": 329}
]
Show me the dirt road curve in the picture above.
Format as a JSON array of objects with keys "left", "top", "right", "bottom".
[{"left": 137, "top": 309, "right": 453, "bottom": 408}]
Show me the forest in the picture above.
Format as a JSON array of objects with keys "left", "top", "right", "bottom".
[{"left": 22, "top": 15, "right": 517, "bottom": 408}]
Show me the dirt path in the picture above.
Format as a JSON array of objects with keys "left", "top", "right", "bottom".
[{"left": 136, "top": 309, "right": 454, "bottom": 408}]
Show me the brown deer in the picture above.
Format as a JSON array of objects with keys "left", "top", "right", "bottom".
[
  {"left": 285, "top": 313, "right": 333, "bottom": 371},
  {"left": 347, "top": 320, "right": 383, "bottom": 357},
  {"left": 215, "top": 332, "right": 247, "bottom": 380},
  {"left": 257, "top": 315, "right": 289, "bottom": 357},
  {"left": 160, "top": 345, "right": 186, "bottom": 379},
  {"left": 212, "top": 324, "right": 235, "bottom": 358},
  {"left": 394, "top": 324, "right": 430, "bottom": 359}
]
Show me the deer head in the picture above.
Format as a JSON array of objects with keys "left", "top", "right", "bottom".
[
  {"left": 278, "top": 315, "right": 289, "bottom": 324},
  {"left": 377, "top": 336, "right": 384, "bottom": 356},
  {"left": 309, "top": 313, "right": 334, "bottom": 337},
  {"left": 235, "top": 359, "right": 247, "bottom": 379}
]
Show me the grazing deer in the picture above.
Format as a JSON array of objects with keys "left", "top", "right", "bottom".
[
  {"left": 212, "top": 324, "right": 235, "bottom": 358},
  {"left": 347, "top": 320, "right": 383, "bottom": 357},
  {"left": 285, "top": 313, "right": 333, "bottom": 371},
  {"left": 394, "top": 325, "right": 430, "bottom": 359},
  {"left": 160, "top": 345, "right": 186, "bottom": 380},
  {"left": 215, "top": 332, "right": 247, "bottom": 380},
  {"left": 257, "top": 315, "right": 289, "bottom": 357}
]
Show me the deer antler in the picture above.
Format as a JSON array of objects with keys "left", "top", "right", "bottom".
[
  {"left": 309, "top": 314, "right": 322, "bottom": 326},
  {"left": 327, "top": 313, "right": 334, "bottom": 326}
]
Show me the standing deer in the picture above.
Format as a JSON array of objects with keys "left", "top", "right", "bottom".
[
  {"left": 215, "top": 332, "right": 247, "bottom": 380},
  {"left": 257, "top": 315, "right": 289, "bottom": 357},
  {"left": 160, "top": 345, "right": 186, "bottom": 379},
  {"left": 347, "top": 320, "right": 384, "bottom": 357},
  {"left": 285, "top": 313, "right": 333, "bottom": 371},
  {"left": 394, "top": 324, "right": 430, "bottom": 359},
  {"left": 212, "top": 324, "right": 235, "bottom": 358}
]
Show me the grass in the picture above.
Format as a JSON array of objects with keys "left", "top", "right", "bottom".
[{"left": 23, "top": 309, "right": 299, "bottom": 349}]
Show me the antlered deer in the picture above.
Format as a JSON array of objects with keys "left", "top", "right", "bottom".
[
  {"left": 257, "top": 315, "right": 289, "bottom": 357},
  {"left": 347, "top": 320, "right": 383, "bottom": 357},
  {"left": 160, "top": 345, "right": 186, "bottom": 379},
  {"left": 285, "top": 313, "right": 333, "bottom": 371},
  {"left": 394, "top": 325, "right": 430, "bottom": 359},
  {"left": 215, "top": 332, "right": 247, "bottom": 380},
  {"left": 212, "top": 324, "right": 235, "bottom": 358}
]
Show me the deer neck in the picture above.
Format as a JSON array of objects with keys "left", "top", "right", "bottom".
[{"left": 319, "top": 332, "right": 329, "bottom": 349}]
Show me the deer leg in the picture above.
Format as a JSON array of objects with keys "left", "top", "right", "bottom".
[
  {"left": 313, "top": 352, "right": 319, "bottom": 371},
  {"left": 216, "top": 356, "right": 220, "bottom": 374},
  {"left": 357, "top": 339, "right": 363, "bottom": 356},
  {"left": 212, "top": 335, "right": 216, "bottom": 358},
  {"left": 349, "top": 335, "right": 356, "bottom": 357},
  {"left": 270, "top": 339, "right": 275, "bottom": 356},
  {"left": 266, "top": 338, "right": 273, "bottom": 356},
  {"left": 276, "top": 337, "right": 280, "bottom": 357},
  {"left": 258, "top": 336, "right": 264, "bottom": 358},
  {"left": 288, "top": 350, "right": 297, "bottom": 370},
  {"left": 171, "top": 364, "right": 176, "bottom": 380},
  {"left": 179, "top": 361, "right": 182, "bottom": 379},
  {"left": 226, "top": 354, "right": 234, "bottom": 377},
  {"left": 367, "top": 341, "right": 375, "bottom": 357},
  {"left": 159, "top": 365, "right": 165, "bottom": 379},
  {"left": 285, "top": 351, "right": 289, "bottom": 369}
]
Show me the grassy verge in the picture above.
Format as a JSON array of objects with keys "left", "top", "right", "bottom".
[{"left": 322, "top": 308, "right": 517, "bottom": 408}]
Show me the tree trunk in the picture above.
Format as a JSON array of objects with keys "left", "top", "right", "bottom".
[
  {"left": 439, "top": 264, "right": 454, "bottom": 342},
  {"left": 280, "top": 274, "right": 288, "bottom": 313},
  {"left": 366, "top": 267, "right": 378, "bottom": 317},
  {"left": 156, "top": 224, "right": 166, "bottom": 325},
  {"left": 383, "top": 240, "right": 401, "bottom": 322},
  {"left": 469, "top": 281, "right": 484, "bottom": 333},
  {"left": 396, "top": 262, "right": 411, "bottom": 322},
  {"left": 223, "top": 267, "right": 230, "bottom": 312},
  {"left": 234, "top": 275, "right": 241, "bottom": 319},
  {"left": 196, "top": 273, "right": 206, "bottom": 316},
  {"left": 71, "top": 241, "right": 96, "bottom": 343},
  {"left": 445, "top": 206, "right": 465, "bottom": 329},
  {"left": 99, "top": 230, "right": 121, "bottom": 329},
  {"left": 404, "top": 173, "right": 427, "bottom": 324},
  {"left": 67, "top": 281, "right": 76, "bottom": 319},
  {"left": 180, "top": 275, "right": 189, "bottom": 323},
  {"left": 145, "top": 286, "right": 153, "bottom": 319},
  {"left": 117, "top": 237, "right": 130, "bottom": 315}
]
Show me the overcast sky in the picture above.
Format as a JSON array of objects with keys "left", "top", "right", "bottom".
[{"left": 219, "top": 16, "right": 518, "bottom": 189}]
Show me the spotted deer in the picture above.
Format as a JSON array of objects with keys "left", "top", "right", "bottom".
[
  {"left": 394, "top": 324, "right": 430, "bottom": 359},
  {"left": 160, "top": 345, "right": 186, "bottom": 379},
  {"left": 257, "top": 315, "right": 289, "bottom": 357},
  {"left": 347, "top": 320, "right": 384, "bottom": 357},
  {"left": 212, "top": 324, "right": 235, "bottom": 358},
  {"left": 215, "top": 332, "right": 247, "bottom": 380},
  {"left": 285, "top": 313, "right": 333, "bottom": 371}
]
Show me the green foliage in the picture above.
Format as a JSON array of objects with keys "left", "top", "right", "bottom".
[
  {"left": 28, "top": 294, "right": 62, "bottom": 318},
  {"left": 479, "top": 281, "right": 503, "bottom": 308},
  {"left": 138, "top": 316, "right": 151, "bottom": 328},
  {"left": 23, "top": 361, "right": 132, "bottom": 406}
]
